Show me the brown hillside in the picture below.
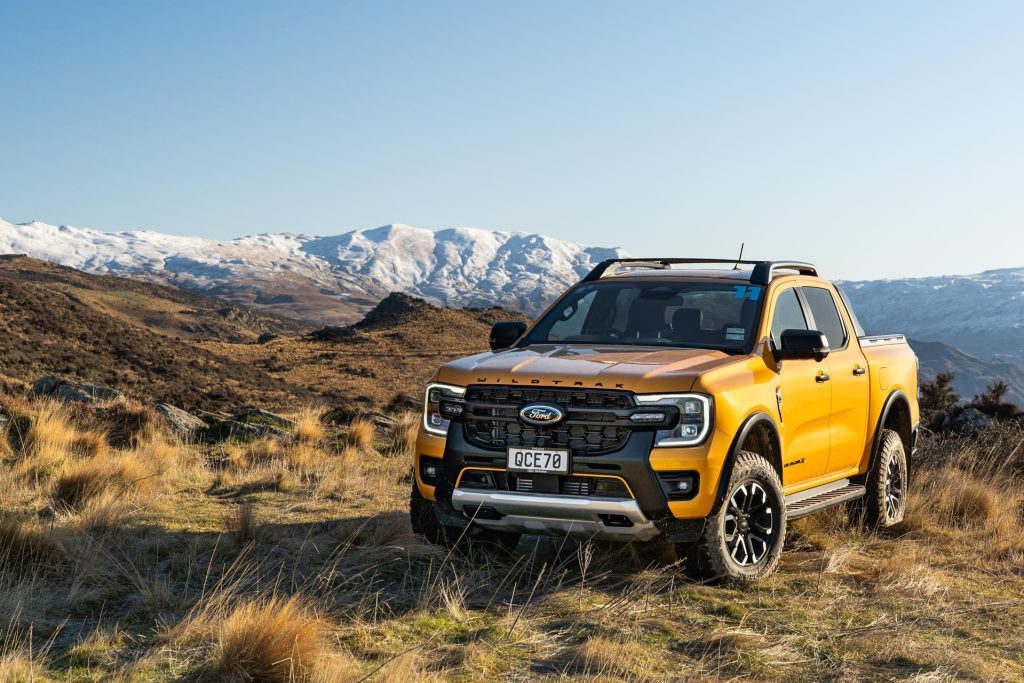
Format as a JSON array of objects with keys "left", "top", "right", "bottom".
[
  {"left": 199, "top": 293, "right": 531, "bottom": 409},
  {"left": 0, "top": 257, "right": 528, "bottom": 411},
  {"left": 0, "top": 256, "right": 314, "bottom": 410}
]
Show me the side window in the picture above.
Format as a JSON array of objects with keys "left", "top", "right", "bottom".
[
  {"left": 770, "top": 288, "right": 808, "bottom": 345},
  {"left": 801, "top": 287, "right": 848, "bottom": 348}
]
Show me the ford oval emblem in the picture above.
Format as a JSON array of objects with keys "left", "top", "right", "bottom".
[{"left": 519, "top": 403, "right": 565, "bottom": 426}]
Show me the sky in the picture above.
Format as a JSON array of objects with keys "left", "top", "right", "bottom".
[{"left": 1, "top": 1, "right": 1022, "bottom": 280}]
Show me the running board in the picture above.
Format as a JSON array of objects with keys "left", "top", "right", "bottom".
[{"left": 786, "top": 480, "right": 866, "bottom": 520}]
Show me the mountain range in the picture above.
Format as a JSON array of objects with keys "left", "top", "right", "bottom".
[
  {"left": 0, "top": 218, "right": 624, "bottom": 326},
  {"left": 1, "top": 217, "right": 1021, "bottom": 404}
]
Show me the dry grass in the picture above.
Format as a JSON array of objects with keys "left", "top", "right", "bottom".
[
  {"left": 345, "top": 418, "right": 376, "bottom": 451},
  {"left": 1, "top": 400, "right": 1022, "bottom": 682},
  {"left": 0, "top": 518, "right": 64, "bottom": 578},
  {"left": 293, "top": 406, "right": 328, "bottom": 445},
  {"left": 49, "top": 452, "right": 160, "bottom": 512},
  {"left": 224, "top": 502, "right": 260, "bottom": 543},
  {"left": 212, "top": 595, "right": 331, "bottom": 682}
]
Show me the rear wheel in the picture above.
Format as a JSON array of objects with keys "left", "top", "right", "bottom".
[
  {"left": 850, "top": 429, "right": 907, "bottom": 529},
  {"left": 409, "top": 483, "right": 520, "bottom": 553},
  {"left": 680, "top": 452, "right": 786, "bottom": 582}
]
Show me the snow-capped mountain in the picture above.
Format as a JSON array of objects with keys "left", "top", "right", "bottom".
[
  {"left": 841, "top": 268, "right": 1024, "bottom": 365},
  {"left": 1, "top": 218, "right": 1021, "bottom": 369},
  {"left": 0, "top": 218, "right": 626, "bottom": 325}
]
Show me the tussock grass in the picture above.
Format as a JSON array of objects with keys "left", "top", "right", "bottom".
[
  {"left": 224, "top": 502, "right": 260, "bottom": 543},
  {"left": 1, "top": 401, "right": 1023, "bottom": 681},
  {"left": 293, "top": 406, "right": 328, "bottom": 445},
  {"left": 0, "top": 518, "right": 64, "bottom": 578},
  {"left": 49, "top": 452, "right": 159, "bottom": 512},
  {"left": 345, "top": 418, "right": 376, "bottom": 451},
  {"left": 178, "top": 594, "right": 345, "bottom": 683}
]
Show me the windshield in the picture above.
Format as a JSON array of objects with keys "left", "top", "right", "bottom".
[{"left": 522, "top": 280, "right": 764, "bottom": 352}]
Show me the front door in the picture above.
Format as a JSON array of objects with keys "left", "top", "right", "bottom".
[
  {"left": 769, "top": 287, "right": 832, "bottom": 485},
  {"left": 800, "top": 285, "right": 870, "bottom": 475}
]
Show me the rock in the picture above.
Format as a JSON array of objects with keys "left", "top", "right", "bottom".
[
  {"left": 155, "top": 403, "right": 207, "bottom": 439},
  {"left": 200, "top": 407, "right": 296, "bottom": 443},
  {"left": 201, "top": 420, "right": 280, "bottom": 443},
  {"left": 256, "top": 332, "right": 277, "bottom": 344},
  {"left": 28, "top": 376, "right": 122, "bottom": 404},
  {"left": 0, "top": 413, "right": 9, "bottom": 432},
  {"left": 230, "top": 407, "right": 296, "bottom": 430},
  {"left": 943, "top": 407, "right": 991, "bottom": 435},
  {"left": 308, "top": 326, "right": 361, "bottom": 342},
  {"left": 357, "top": 292, "right": 436, "bottom": 329}
]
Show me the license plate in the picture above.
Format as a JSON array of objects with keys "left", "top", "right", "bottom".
[{"left": 507, "top": 447, "right": 569, "bottom": 474}]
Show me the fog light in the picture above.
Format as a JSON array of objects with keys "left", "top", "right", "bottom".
[
  {"left": 419, "top": 456, "right": 443, "bottom": 485},
  {"left": 658, "top": 471, "right": 699, "bottom": 501}
]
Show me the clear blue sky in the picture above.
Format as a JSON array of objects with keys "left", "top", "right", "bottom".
[{"left": 2, "top": 1, "right": 1021, "bottom": 279}]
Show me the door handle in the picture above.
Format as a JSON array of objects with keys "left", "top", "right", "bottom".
[
  {"left": 853, "top": 367, "right": 866, "bottom": 376},
  {"left": 816, "top": 374, "right": 831, "bottom": 383}
]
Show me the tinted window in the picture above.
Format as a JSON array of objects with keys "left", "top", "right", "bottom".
[
  {"left": 770, "top": 288, "right": 807, "bottom": 344},
  {"left": 801, "top": 286, "right": 847, "bottom": 348}
]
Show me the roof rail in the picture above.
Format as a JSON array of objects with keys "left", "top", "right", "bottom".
[
  {"left": 749, "top": 261, "right": 818, "bottom": 285},
  {"left": 582, "top": 258, "right": 818, "bottom": 284}
]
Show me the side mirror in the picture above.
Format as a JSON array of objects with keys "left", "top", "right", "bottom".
[
  {"left": 489, "top": 321, "right": 527, "bottom": 351},
  {"left": 775, "top": 329, "right": 830, "bottom": 361}
]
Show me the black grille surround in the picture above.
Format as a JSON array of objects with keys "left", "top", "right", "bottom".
[{"left": 459, "top": 386, "right": 673, "bottom": 455}]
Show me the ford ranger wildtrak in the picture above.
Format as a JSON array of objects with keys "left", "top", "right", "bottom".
[{"left": 411, "top": 258, "right": 919, "bottom": 581}]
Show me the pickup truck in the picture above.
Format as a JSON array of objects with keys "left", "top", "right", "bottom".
[{"left": 411, "top": 258, "right": 919, "bottom": 581}]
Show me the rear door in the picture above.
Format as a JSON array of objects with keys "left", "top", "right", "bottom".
[
  {"left": 799, "top": 285, "right": 870, "bottom": 475},
  {"left": 769, "top": 286, "right": 831, "bottom": 484}
]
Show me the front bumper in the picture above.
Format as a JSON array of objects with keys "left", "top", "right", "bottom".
[{"left": 451, "top": 489, "right": 660, "bottom": 541}]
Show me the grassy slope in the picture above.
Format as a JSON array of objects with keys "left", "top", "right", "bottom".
[{"left": 1, "top": 401, "right": 1022, "bottom": 682}]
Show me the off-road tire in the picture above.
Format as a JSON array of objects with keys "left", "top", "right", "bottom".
[
  {"left": 409, "top": 483, "right": 520, "bottom": 554},
  {"left": 850, "top": 429, "right": 907, "bottom": 529},
  {"left": 680, "top": 451, "right": 786, "bottom": 583}
]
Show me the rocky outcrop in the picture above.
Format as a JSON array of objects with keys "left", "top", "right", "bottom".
[
  {"left": 28, "top": 376, "right": 122, "bottom": 404},
  {"left": 155, "top": 403, "right": 207, "bottom": 439}
]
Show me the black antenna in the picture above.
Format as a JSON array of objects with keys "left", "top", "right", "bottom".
[{"left": 733, "top": 242, "right": 745, "bottom": 270}]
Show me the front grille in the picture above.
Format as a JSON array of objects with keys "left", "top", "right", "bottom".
[{"left": 462, "top": 386, "right": 634, "bottom": 454}]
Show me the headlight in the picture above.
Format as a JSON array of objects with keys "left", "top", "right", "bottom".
[
  {"left": 635, "top": 394, "right": 712, "bottom": 447},
  {"left": 423, "top": 382, "right": 466, "bottom": 436}
]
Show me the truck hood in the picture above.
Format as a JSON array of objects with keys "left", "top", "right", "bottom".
[{"left": 436, "top": 344, "right": 742, "bottom": 393}]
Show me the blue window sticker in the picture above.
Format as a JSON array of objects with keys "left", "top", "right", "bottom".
[{"left": 733, "top": 286, "right": 762, "bottom": 301}]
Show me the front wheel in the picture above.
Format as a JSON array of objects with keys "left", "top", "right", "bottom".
[
  {"left": 409, "top": 483, "right": 520, "bottom": 554},
  {"left": 680, "top": 451, "right": 786, "bottom": 582}
]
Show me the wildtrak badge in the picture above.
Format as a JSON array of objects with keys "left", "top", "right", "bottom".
[{"left": 476, "top": 377, "right": 625, "bottom": 388}]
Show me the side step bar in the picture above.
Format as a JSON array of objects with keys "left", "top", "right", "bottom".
[{"left": 786, "top": 479, "right": 866, "bottom": 520}]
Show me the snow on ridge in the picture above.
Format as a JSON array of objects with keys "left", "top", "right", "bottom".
[{"left": 0, "top": 217, "right": 629, "bottom": 314}]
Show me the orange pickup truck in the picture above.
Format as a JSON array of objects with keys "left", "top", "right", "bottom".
[{"left": 411, "top": 259, "right": 919, "bottom": 581}]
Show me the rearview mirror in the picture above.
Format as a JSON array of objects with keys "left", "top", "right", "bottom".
[
  {"left": 775, "top": 329, "right": 830, "bottom": 361},
  {"left": 489, "top": 321, "right": 527, "bottom": 350}
]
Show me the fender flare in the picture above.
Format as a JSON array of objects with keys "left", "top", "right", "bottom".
[
  {"left": 867, "top": 389, "right": 913, "bottom": 477},
  {"left": 712, "top": 411, "right": 782, "bottom": 513}
]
